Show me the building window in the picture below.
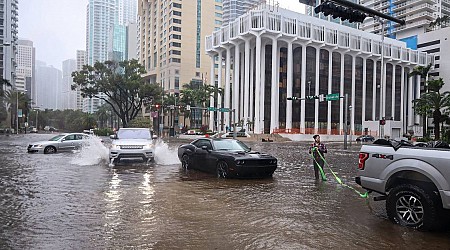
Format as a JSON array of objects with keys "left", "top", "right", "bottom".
[
  {"left": 365, "top": 59, "right": 374, "bottom": 121},
  {"left": 395, "top": 65, "right": 401, "bottom": 121},
  {"left": 355, "top": 57, "right": 363, "bottom": 129},
  {"left": 172, "top": 10, "right": 181, "bottom": 16},
  {"left": 385, "top": 63, "right": 393, "bottom": 119},
  {"left": 172, "top": 18, "right": 181, "bottom": 24},
  {"left": 215, "top": 5, "right": 222, "bottom": 10},
  {"left": 170, "top": 58, "right": 181, "bottom": 63},
  {"left": 215, "top": 20, "right": 222, "bottom": 25},
  {"left": 169, "top": 34, "right": 181, "bottom": 40},
  {"left": 331, "top": 52, "right": 341, "bottom": 127},
  {"left": 170, "top": 42, "right": 181, "bottom": 48},
  {"left": 170, "top": 50, "right": 181, "bottom": 55},
  {"left": 172, "top": 3, "right": 181, "bottom": 8},
  {"left": 215, "top": 13, "right": 222, "bottom": 18},
  {"left": 175, "top": 76, "right": 180, "bottom": 89},
  {"left": 319, "top": 49, "right": 329, "bottom": 127},
  {"left": 305, "top": 46, "right": 316, "bottom": 128}
]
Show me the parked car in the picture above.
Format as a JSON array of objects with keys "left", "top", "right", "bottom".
[
  {"left": 356, "top": 139, "right": 450, "bottom": 230},
  {"left": 44, "top": 126, "right": 59, "bottom": 132},
  {"left": 356, "top": 135, "right": 375, "bottom": 142},
  {"left": 27, "top": 133, "right": 92, "bottom": 154},
  {"left": 29, "top": 127, "right": 38, "bottom": 133},
  {"left": 178, "top": 138, "right": 277, "bottom": 178},
  {"left": 109, "top": 128, "right": 155, "bottom": 163}
]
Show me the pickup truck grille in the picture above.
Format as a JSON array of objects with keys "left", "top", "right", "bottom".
[{"left": 120, "top": 145, "right": 143, "bottom": 149}]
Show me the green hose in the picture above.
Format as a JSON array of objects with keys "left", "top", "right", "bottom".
[{"left": 309, "top": 148, "right": 368, "bottom": 198}]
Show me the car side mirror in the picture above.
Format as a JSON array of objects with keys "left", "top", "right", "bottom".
[
  {"left": 61, "top": 138, "right": 66, "bottom": 142},
  {"left": 201, "top": 145, "right": 208, "bottom": 150},
  {"left": 110, "top": 134, "right": 117, "bottom": 139}
]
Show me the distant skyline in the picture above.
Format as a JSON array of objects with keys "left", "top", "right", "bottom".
[{"left": 18, "top": 0, "right": 304, "bottom": 70}]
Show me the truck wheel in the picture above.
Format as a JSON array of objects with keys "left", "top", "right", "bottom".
[{"left": 386, "top": 184, "right": 440, "bottom": 231}]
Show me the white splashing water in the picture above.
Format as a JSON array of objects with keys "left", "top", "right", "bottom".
[
  {"left": 71, "top": 136, "right": 110, "bottom": 166},
  {"left": 71, "top": 137, "right": 181, "bottom": 166},
  {"left": 154, "top": 139, "right": 181, "bottom": 165}
]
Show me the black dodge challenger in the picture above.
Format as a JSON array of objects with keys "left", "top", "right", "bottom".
[{"left": 177, "top": 138, "right": 277, "bottom": 178}]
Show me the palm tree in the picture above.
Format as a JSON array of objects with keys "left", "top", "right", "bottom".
[
  {"left": 5, "top": 90, "right": 32, "bottom": 131},
  {"left": 413, "top": 78, "right": 450, "bottom": 140},
  {"left": 95, "top": 105, "right": 109, "bottom": 128},
  {"left": 408, "top": 63, "right": 433, "bottom": 137},
  {"left": 0, "top": 79, "right": 11, "bottom": 97}
]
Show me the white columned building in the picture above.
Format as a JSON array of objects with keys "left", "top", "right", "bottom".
[{"left": 206, "top": 5, "right": 430, "bottom": 139}]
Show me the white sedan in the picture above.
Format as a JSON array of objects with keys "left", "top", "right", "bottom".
[{"left": 27, "top": 133, "right": 92, "bottom": 154}]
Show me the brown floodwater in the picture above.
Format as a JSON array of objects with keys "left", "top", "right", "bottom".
[{"left": 1, "top": 134, "right": 450, "bottom": 249}]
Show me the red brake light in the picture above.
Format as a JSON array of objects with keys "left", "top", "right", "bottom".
[{"left": 358, "top": 152, "right": 369, "bottom": 170}]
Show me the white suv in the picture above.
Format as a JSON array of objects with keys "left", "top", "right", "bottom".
[{"left": 109, "top": 128, "right": 155, "bottom": 163}]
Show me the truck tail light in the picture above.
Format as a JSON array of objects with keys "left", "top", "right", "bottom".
[{"left": 358, "top": 152, "right": 369, "bottom": 170}]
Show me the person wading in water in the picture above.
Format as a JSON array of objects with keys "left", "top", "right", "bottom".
[{"left": 309, "top": 134, "right": 327, "bottom": 181}]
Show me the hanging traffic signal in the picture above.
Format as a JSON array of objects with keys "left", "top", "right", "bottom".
[
  {"left": 155, "top": 104, "right": 160, "bottom": 109},
  {"left": 314, "top": 1, "right": 367, "bottom": 23}
]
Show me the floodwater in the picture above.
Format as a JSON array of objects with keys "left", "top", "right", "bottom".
[{"left": 1, "top": 134, "right": 450, "bottom": 249}]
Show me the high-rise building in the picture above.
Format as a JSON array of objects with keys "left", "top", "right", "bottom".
[
  {"left": 137, "top": 0, "right": 222, "bottom": 91},
  {"left": 222, "top": 0, "right": 261, "bottom": 26},
  {"left": 86, "top": 0, "right": 137, "bottom": 113},
  {"left": 16, "top": 39, "right": 35, "bottom": 102},
  {"left": 359, "top": 0, "right": 450, "bottom": 41},
  {"left": 76, "top": 50, "right": 86, "bottom": 110},
  {"left": 86, "top": 0, "right": 115, "bottom": 66},
  {"left": 35, "top": 61, "right": 62, "bottom": 110},
  {"left": 1, "top": 0, "right": 18, "bottom": 90},
  {"left": 126, "top": 22, "right": 138, "bottom": 60},
  {"left": 62, "top": 59, "right": 77, "bottom": 110}
]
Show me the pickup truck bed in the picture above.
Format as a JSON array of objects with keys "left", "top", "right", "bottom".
[{"left": 356, "top": 139, "right": 450, "bottom": 231}]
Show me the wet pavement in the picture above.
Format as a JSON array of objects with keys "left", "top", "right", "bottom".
[{"left": 1, "top": 134, "right": 450, "bottom": 249}]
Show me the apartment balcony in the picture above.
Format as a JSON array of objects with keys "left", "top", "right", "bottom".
[
  {"left": 393, "top": 20, "right": 431, "bottom": 32},
  {"left": 442, "top": 5, "right": 450, "bottom": 15},
  {"left": 405, "top": 12, "right": 435, "bottom": 22},
  {"left": 394, "top": 1, "right": 435, "bottom": 12},
  {"left": 443, "top": 0, "right": 450, "bottom": 7},
  {"left": 205, "top": 8, "right": 428, "bottom": 65}
]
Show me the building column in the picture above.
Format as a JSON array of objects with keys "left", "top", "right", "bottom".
[
  {"left": 300, "top": 45, "right": 307, "bottom": 133},
  {"left": 372, "top": 59, "right": 377, "bottom": 120},
  {"left": 362, "top": 58, "right": 367, "bottom": 123},
  {"left": 400, "top": 66, "right": 405, "bottom": 132},
  {"left": 351, "top": 55, "right": 356, "bottom": 134},
  {"left": 260, "top": 42, "right": 266, "bottom": 134},
  {"left": 249, "top": 47, "right": 255, "bottom": 128},
  {"left": 407, "top": 69, "right": 413, "bottom": 126},
  {"left": 209, "top": 54, "right": 215, "bottom": 131},
  {"left": 339, "top": 52, "right": 345, "bottom": 134},
  {"left": 254, "top": 35, "right": 262, "bottom": 134},
  {"left": 244, "top": 38, "right": 251, "bottom": 128},
  {"left": 415, "top": 75, "right": 421, "bottom": 124},
  {"left": 286, "top": 41, "right": 293, "bottom": 130},
  {"left": 233, "top": 43, "right": 240, "bottom": 124},
  {"left": 391, "top": 65, "right": 396, "bottom": 119},
  {"left": 225, "top": 47, "right": 231, "bottom": 130},
  {"left": 270, "top": 38, "right": 278, "bottom": 133},
  {"left": 381, "top": 60, "right": 387, "bottom": 119},
  {"left": 217, "top": 51, "right": 223, "bottom": 132},
  {"left": 327, "top": 49, "right": 332, "bottom": 134},
  {"left": 314, "top": 47, "right": 320, "bottom": 133}
]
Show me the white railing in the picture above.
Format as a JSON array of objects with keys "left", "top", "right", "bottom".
[
  {"left": 251, "top": 10, "right": 265, "bottom": 29},
  {"left": 266, "top": 12, "right": 281, "bottom": 31},
  {"left": 206, "top": 9, "right": 427, "bottom": 65},
  {"left": 312, "top": 25, "right": 325, "bottom": 42},
  {"left": 326, "top": 28, "right": 338, "bottom": 45},
  {"left": 298, "top": 21, "right": 311, "bottom": 38},
  {"left": 282, "top": 17, "right": 297, "bottom": 35},
  {"left": 362, "top": 37, "right": 371, "bottom": 53},
  {"left": 338, "top": 31, "right": 349, "bottom": 48}
]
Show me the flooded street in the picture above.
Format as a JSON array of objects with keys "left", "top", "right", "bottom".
[{"left": 1, "top": 134, "right": 450, "bottom": 249}]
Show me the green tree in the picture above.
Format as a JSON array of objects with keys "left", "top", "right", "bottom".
[
  {"left": 0, "top": 79, "right": 11, "bottom": 97},
  {"left": 429, "top": 15, "right": 450, "bottom": 29},
  {"left": 408, "top": 63, "right": 433, "bottom": 137},
  {"left": 412, "top": 78, "right": 450, "bottom": 140},
  {"left": 4, "top": 90, "right": 31, "bottom": 130},
  {"left": 72, "top": 59, "right": 163, "bottom": 127}
]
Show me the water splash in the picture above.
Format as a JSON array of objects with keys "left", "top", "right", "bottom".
[
  {"left": 71, "top": 136, "right": 110, "bottom": 166},
  {"left": 154, "top": 139, "right": 181, "bottom": 165}
]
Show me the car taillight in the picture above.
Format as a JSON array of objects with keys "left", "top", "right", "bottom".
[{"left": 358, "top": 152, "right": 369, "bottom": 170}]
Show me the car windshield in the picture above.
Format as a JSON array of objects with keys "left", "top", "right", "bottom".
[
  {"left": 49, "top": 135, "right": 65, "bottom": 141},
  {"left": 117, "top": 129, "right": 151, "bottom": 139},
  {"left": 213, "top": 140, "right": 251, "bottom": 152}
]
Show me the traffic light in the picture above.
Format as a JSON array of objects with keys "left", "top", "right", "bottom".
[
  {"left": 379, "top": 119, "right": 386, "bottom": 125},
  {"left": 155, "top": 104, "right": 160, "bottom": 109},
  {"left": 314, "top": 1, "right": 367, "bottom": 23}
]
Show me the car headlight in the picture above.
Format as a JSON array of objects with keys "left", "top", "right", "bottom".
[
  {"left": 143, "top": 144, "right": 153, "bottom": 149},
  {"left": 235, "top": 160, "right": 245, "bottom": 165},
  {"left": 111, "top": 144, "right": 120, "bottom": 150}
]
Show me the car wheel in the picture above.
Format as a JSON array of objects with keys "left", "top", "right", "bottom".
[
  {"left": 181, "top": 154, "right": 190, "bottom": 169},
  {"left": 44, "top": 146, "right": 56, "bottom": 154},
  {"left": 386, "top": 184, "right": 441, "bottom": 231},
  {"left": 217, "top": 161, "right": 229, "bottom": 178}
]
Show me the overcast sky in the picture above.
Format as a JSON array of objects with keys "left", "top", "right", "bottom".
[{"left": 19, "top": 0, "right": 304, "bottom": 70}]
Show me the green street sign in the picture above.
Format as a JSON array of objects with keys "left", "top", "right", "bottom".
[
  {"left": 207, "top": 107, "right": 217, "bottom": 111},
  {"left": 219, "top": 108, "right": 230, "bottom": 112},
  {"left": 326, "top": 93, "right": 340, "bottom": 101}
]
